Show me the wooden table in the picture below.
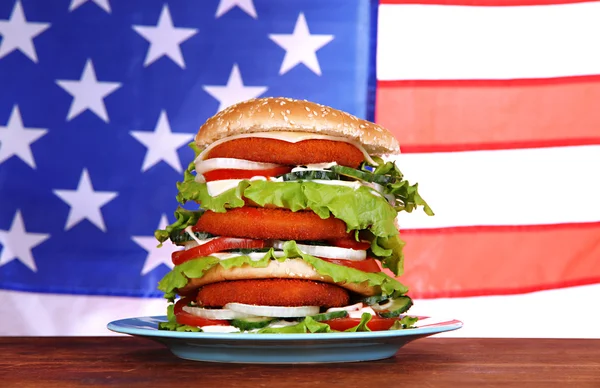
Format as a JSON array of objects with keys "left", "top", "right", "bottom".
[{"left": 1, "top": 337, "right": 598, "bottom": 387}]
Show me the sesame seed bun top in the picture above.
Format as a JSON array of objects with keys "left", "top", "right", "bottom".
[{"left": 195, "top": 97, "right": 400, "bottom": 155}]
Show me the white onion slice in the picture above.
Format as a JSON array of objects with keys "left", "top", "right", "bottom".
[
  {"left": 195, "top": 158, "right": 283, "bottom": 175},
  {"left": 290, "top": 162, "right": 337, "bottom": 173},
  {"left": 224, "top": 303, "right": 319, "bottom": 318},
  {"left": 384, "top": 194, "right": 395, "bottom": 206},
  {"left": 272, "top": 241, "right": 366, "bottom": 261},
  {"left": 368, "top": 182, "right": 385, "bottom": 194},
  {"left": 182, "top": 306, "right": 251, "bottom": 320},
  {"left": 326, "top": 302, "right": 364, "bottom": 313},
  {"left": 182, "top": 236, "right": 219, "bottom": 251},
  {"left": 370, "top": 300, "right": 394, "bottom": 312}
]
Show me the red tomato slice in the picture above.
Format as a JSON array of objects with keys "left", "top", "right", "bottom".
[
  {"left": 329, "top": 238, "right": 371, "bottom": 251},
  {"left": 320, "top": 258, "right": 381, "bottom": 273},
  {"left": 203, "top": 167, "right": 292, "bottom": 182},
  {"left": 175, "top": 312, "right": 229, "bottom": 327},
  {"left": 323, "top": 316, "right": 398, "bottom": 331},
  {"left": 172, "top": 237, "right": 266, "bottom": 265},
  {"left": 174, "top": 297, "right": 194, "bottom": 315}
]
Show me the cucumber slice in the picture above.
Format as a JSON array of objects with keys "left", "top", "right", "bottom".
[
  {"left": 375, "top": 296, "right": 413, "bottom": 318},
  {"left": 308, "top": 310, "right": 349, "bottom": 321},
  {"left": 361, "top": 295, "right": 391, "bottom": 306},
  {"left": 230, "top": 317, "right": 275, "bottom": 330},
  {"left": 281, "top": 170, "right": 339, "bottom": 181},
  {"left": 169, "top": 230, "right": 214, "bottom": 244},
  {"left": 330, "top": 165, "right": 396, "bottom": 185}
]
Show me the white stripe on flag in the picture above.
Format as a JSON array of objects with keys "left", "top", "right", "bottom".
[
  {"left": 1, "top": 285, "right": 599, "bottom": 337},
  {"left": 0, "top": 291, "right": 165, "bottom": 336},
  {"left": 409, "top": 283, "right": 600, "bottom": 338},
  {"left": 389, "top": 145, "right": 600, "bottom": 229},
  {"left": 377, "top": 2, "right": 600, "bottom": 80}
]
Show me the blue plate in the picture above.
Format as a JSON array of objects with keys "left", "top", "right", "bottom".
[{"left": 107, "top": 315, "right": 463, "bottom": 364}]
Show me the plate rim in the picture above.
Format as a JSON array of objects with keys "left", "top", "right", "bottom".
[{"left": 107, "top": 315, "right": 463, "bottom": 340}]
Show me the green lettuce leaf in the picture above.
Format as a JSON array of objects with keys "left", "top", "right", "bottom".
[
  {"left": 157, "top": 240, "right": 408, "bottom": 297},
  {"left": 344, "top": 313, "right": 373, "bottom": 332},
  {"left": 389, "top": 316, "right": 419, "bottom": 330},
  {"left": 387, "top": 180, "right": 434, "bottom": 216},
  {"left": 157, "top": 321, "right": 202, "bottom": 332},
  {"left": 375, "top": 234, "right": 406, "bottom": 275},
  {"left": 364, "top": 158, "right": 434, "bottom": 216},
  {"left": 256, "top": 317, "right": 334, "bottom": 333},
  {"left": 154, "top": 207, "right": 203, "bottom": 246},
  {"left": 184, "top": 180, "right": 249, "bottom": 213}
]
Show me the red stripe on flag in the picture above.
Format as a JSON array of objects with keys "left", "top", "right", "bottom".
[
  {"left": 379, "top": 0, "right": 593, "bottom": 5},
  {"left": 376, "top": 77, "right": 600, "bottom": 153},
  {"left": 393, "top": 222, "right": 600, "bottom": 298}
]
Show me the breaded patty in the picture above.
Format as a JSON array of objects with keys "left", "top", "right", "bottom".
[
  {"left": 205, "top": 138, "right": 364, "bottom": 168},
  {"left": 197, "top": 279, "right": 350, "bottom": 308},
  {"left": 194, "top": 207, "right": 350, "bottom": 240}
]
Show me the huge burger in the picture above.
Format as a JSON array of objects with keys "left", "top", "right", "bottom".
[{"left": 155, "top": 97, "right": 433, "bottom": 333}]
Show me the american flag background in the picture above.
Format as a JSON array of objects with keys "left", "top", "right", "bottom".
[{"left": 0, "top": 0, "right": 598, "bottom": 337}]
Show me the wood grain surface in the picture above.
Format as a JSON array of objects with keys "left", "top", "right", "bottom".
[{"left": 0, "top": 337, "right": 598, "bottom": 387}]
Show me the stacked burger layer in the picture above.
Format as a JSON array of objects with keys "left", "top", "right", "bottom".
[{"left": 155, "top": 97, "right": 433, "bottom": 333}]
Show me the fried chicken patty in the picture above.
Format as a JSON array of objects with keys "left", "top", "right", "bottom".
[
  {"left": 206, "top": 138, "right": 364, "bottom": 168},
  {"left": 194, "top": 207, "right": 350, "bottom": 240},
  {"left": 197, "top": 279, "right": 350, "bottom": 308}
]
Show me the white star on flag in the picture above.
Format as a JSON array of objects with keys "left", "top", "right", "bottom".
[
  {"left": 53, "top": 169, "right": 118, "bottom": 232},
  {"left": 0, "top": 210, "right": 50, "bottom": 272},
  {"left": 132, "top": 214, "right": 177, "bottom": 275},
  {"left": 130, "top": 110, "right": 194, "bottom": 173},
  {"left": 203, "top": 64, "right": 268, "bottom": 112},
  {"left": 216, "top": 0, "right": 257, "bottom": 19},
  {"left": 0, "top": 105, "right": 48, "bottom": 169},
  {"left": 0, "top": 0, "right": 51, "bottom": 63},
  {"left": 69, "top": 0, "right": 111, "bottom": 13},
  {"left": 55, "top": 59, "right": 122, "bottom": 122},
  {"left": 269, "top": 13, "right": 334, "bottom": 76},
  {"left": 132, "top": 4, "right": 198, "bottom": 68}
]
